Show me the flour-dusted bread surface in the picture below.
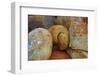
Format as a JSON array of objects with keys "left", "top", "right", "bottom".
[{"left": 28, "top": 28, "right": 52, "bottom": 60}]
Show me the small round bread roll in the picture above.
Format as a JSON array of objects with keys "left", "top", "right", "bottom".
[
  {"left": 28, "top": 28, "right": 52, "bottom": 60},
  {"left": 48, "top": 25, "right": 69, "bottom": 50}
]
